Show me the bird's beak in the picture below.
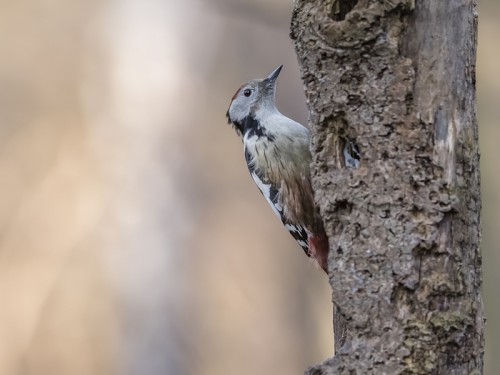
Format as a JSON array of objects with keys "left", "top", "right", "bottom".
[{"left": 263, "top": 65, "right": 283, "bottom": 85}]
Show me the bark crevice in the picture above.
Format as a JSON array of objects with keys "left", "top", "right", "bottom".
[{"left": 331, "top": 0, "right": 358, "bottom": 21}]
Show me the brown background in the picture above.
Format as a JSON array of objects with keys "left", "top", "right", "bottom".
[{"left": 0, "top": 1, "right": 497, "bottom": 374}]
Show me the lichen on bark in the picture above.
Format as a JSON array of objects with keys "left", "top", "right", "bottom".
[{"left": 290, "top": 0, "right": 484, "bottom": 374}]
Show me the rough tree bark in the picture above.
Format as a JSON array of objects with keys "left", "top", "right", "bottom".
[{"left": 290, "top": 0, "right": 484, "bottom": 374}]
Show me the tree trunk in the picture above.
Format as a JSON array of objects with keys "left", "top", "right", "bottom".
[{"left": 290, "top": 1, "right": 484, "bottom": 374}]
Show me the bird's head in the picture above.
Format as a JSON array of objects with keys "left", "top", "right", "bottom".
[{"left": 226, "top": 65, "right": 282, "bottom": 136}]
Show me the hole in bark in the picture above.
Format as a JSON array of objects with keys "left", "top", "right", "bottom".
[
  {"left": 331, "top": 0, "right": 359, "bottom": 21},
  {"left": 405, "top": 93, "right": 414, "bottom": 114},
  {"left": 343, "top": 138, "right": 360, "bottom": 168},
  {"left": 412, "top": 245, "right": 435, "bottom": 256},
  {"left": 334, "top": 200, "right": 352, "bottom": 215}
]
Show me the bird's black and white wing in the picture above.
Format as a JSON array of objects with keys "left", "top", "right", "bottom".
[{"left": 245, "top": 149, "right": 310, "bottom": 257}]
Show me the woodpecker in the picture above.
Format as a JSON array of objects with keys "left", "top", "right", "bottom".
[{"left": 226, "top": 65, "right": 329, "bottom": 272}]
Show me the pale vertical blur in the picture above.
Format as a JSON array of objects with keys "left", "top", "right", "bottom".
[{"left": 0, "top": 0, "right": 497, "bottom": 374}]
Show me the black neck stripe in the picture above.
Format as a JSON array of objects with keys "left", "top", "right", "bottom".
[{"left": 241, "top": 115, "right": 276, "bottom": 141}]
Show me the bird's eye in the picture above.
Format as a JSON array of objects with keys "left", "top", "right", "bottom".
[{"left": 243, "top": 89, "right": 252, "bottom": 97}]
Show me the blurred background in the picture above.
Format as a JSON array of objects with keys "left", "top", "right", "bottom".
[{"left": 0, "top": 0, "right": 497, "bottom": 374}]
